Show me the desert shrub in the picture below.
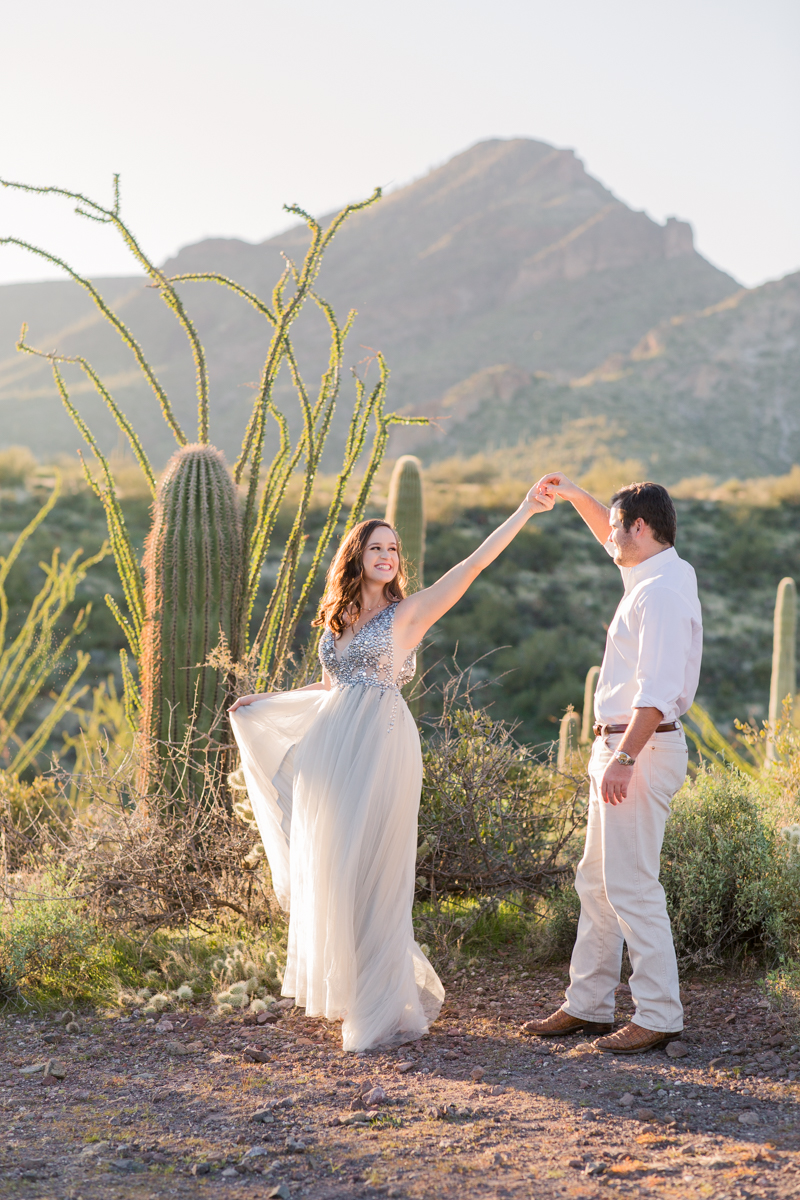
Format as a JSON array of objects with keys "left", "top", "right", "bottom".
[
  {"left": 417, "top": 689, "right": 586, "bottom": 902},
  {"left": 527, "top": 882, "right": 582, "bottom": 964},
  {"left": 0, "top": 771, "right": 72, "bottom": 870},
  {"left": 0, "top": 872, "right": 125, "bottom": 1006},
  {"left": 36, "top": 733, "right": 279, "bottom": 932},
  {"left": 412, "top": 679, "right": 587, "bottom": 967},
  {"left": 661, "top": 766, "right": 800, "bottom": 966},
  {"left": 762, "top": 959, "right": 800, "bottom": 1031}
]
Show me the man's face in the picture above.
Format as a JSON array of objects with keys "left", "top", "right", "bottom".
[{"left": 609, "top": 505, "right": 640, "bottom": 566}]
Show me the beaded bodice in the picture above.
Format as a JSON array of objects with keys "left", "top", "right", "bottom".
[{"left": 319, "top": 603, "right": 416, "bottom": 692}]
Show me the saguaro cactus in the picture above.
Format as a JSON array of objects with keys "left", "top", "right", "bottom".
[
  {"left": 558, "top": 707, "right": 581, "bottom": 772},
  {"left": 386, "top": 456, "right": 426, "bottom": 714},
  {"left": 580, "top": 664, "right": 601, "bottom": 744},
  {"left": 385, "top": 456, "right": 426, "bottom": 592},
  {"left": 767, "top": 576, "right": 797, "bottom": 763},
  {"left": 139, "top": 444, "right": 243, "bottom": 795}
]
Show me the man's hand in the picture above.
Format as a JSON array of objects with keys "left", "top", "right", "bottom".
[
  {"left": 534, "top": 471, "right": 581, "bottom": 502},
  {"left": 600, "top": 759, "right": 634, "bottom": 805},
  {"left": 533, "top": 470, "right": 611, "bottom": 545},
  {"left": 600, "top": 708, "right": 665, "bottom": 804}
]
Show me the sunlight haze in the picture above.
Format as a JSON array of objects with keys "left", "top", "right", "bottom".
[{"left": 0, "top": 0, "right": 798, "bottom": 288}]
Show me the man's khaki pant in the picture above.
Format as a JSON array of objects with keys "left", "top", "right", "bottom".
[{"left": 562, "top": 729, "right": 687, "bottom": 1033}]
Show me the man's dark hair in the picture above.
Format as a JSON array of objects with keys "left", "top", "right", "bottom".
[{"left": 609, "top": 482, "right": 677, "bottom": 546}]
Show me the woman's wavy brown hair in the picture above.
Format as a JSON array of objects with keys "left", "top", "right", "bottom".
[{"left": 313, "top": 519, "right": 407, "bottom": 636}]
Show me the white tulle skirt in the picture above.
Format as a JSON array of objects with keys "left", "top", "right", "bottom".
[{"left": 230, "top": 684, "right": 444, "bottom": 1051}]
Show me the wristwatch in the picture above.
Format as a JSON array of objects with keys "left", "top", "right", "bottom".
[{"left": 614, "top": 751, "right": 636, "bottom": 767}]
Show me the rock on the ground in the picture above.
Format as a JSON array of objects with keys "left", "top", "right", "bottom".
[
  {"left": 337, "top": 1111, "right": 370, "bottom": 1125},
  {"left": 251, "top": 1109, "right": 276, "bottom": 1124},
  {"left": 242, "top": 1146, "right": 271, "bottom": 1160},
  {"left": 666, "top": 1040, "right": 689, "bottom": 1058},
  {"left": 19, "top": 1062, "right": 46, "bottom": 1076}
]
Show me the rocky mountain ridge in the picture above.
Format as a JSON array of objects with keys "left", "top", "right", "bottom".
[{"left": 0, "top": 137, "right": 790, "bottom": 482}]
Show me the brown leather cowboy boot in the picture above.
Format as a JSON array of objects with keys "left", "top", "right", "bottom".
[
  {"left": 592, "top": 1021, "right": 682, "bottom": 1055},
  {"left": 520, "top": 1009, "right": 614, "bottom": 1038}
]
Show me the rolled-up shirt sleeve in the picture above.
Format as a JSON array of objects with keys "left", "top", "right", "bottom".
[{"left": 631, "top": 588, "right": 695, "bottom": 723}]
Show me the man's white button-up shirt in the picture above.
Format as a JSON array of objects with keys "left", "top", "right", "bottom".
[{"left": 594, "top": 543, "right": 703, "bottom": 725}]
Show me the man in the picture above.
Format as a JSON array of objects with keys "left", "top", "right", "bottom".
[{"left": 523, "top": 477, "right": 702, "bottom": 1054}]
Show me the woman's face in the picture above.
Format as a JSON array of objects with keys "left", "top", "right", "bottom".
[{"left": 361, "top": 527, "right": 399, "bottom": 586}]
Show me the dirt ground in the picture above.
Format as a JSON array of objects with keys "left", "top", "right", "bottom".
[{"left": 1, "top": 963, "right": 799, "bottom": 1200}]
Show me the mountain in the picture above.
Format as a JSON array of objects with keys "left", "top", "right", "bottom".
[
  {"left": 0, "top": 137, "right": 759, "bottom": 473},
  {"left": 431, "top": 270, "right": 800, "bottom": 483}
]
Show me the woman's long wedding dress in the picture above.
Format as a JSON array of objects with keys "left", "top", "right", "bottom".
[{"left": 230, "top": 603, "right": 444, "bottom": 1051}]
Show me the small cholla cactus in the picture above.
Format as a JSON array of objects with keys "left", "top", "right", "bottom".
[
  {"left": 176, "top": 984, "right": 194, "bottom": 1001},
  {"left": 263, "top": 950, "right": 283, "bottom": 990},
  {"left": 211, "top": 942, "right": 283, "bottom": 1009},
  {"left": 143, "top": 992, "right": 172, "bottom": 1014},
  {"left": 249, "top": 998, "right": 268, "bottom": 1014}
]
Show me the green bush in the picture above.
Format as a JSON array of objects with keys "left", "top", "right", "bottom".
[
  {"left": 763, "top": 958, "right": 800, "bottom": 1030},
  {"left": 418, "top": 698, "right": 587, "bottom": 900},
  {"left": 0, "top": 874, "right": 124, "bottom": 1006},
  {"left": 661, "top": 766, "right": 800, "bottom": 966},
  {"left": 529, "top": 882, "right": 582, "bottom": 964}
]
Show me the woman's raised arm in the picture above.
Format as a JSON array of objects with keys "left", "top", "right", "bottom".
[{"left": 393, "top": 486, "right": 553, "bottom": 646}]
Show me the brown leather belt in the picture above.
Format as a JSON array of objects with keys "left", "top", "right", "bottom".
[{"left": 593, "top": 721, "right": 679, "bottom": 738}]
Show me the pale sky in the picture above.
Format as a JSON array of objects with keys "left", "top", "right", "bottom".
[{"left": 0, "top": 0, "right": 798, "bottom": 289}]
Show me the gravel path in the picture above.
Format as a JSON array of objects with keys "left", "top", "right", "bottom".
[{"left": 1, "top": 966, "right": 799, "bottom": 1199}]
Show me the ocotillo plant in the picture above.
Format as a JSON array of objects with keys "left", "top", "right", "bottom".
[
  {"left": 579, "top": 664, "right": 601, "bottom": 744},
  {"left": 767, "top": 576, "right": 797, "bottom": 763},
  {"left": 0, "top": 475, "right": 106, "bottom": 775},
  {"left": 139, "top": 445, "right": 243, "bottom": 795},
  {"left": 1, "top": 174, "right": 425, "bottom": 798},
  {"left": 385, "top": 455, "right": 426, "bottom": 591},
  {"left": 557, "top": 707, "right": 581, "bottom": 772}
]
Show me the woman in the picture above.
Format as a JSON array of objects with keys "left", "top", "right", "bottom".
[{"left": 229, "top": 482, "right": 553, "bottom": 1051}]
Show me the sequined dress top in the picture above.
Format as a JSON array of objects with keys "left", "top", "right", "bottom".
[{"left": 319, "top": 602, "right": 416, "bottom": 692}]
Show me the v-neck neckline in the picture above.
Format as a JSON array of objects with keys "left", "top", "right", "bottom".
[{"left": 332, "top": 604, "right": 393, "bottom": 664}]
